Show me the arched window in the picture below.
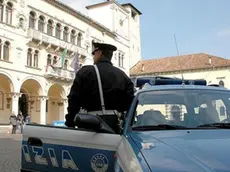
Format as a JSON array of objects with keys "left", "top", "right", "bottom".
[
  {"left": 33, "top": 50, "right": 39, "bottom": 68},
  {"left": 3, "top": 41, "right": 10, "bottom": 61},
  {"left": 55, "top": 23, "right": 61, "bottom": 39},
  {"left": 29, "top": 11, "right": 36, "bottom": 28},
  {"left": 5, "top": 2, "right": 12, "bottom": 25},
  {"left": 121, "top": 54, "right": 124, "bottom": 68},
  {"left": 92, "top": 40, "right": 95, "bottom": 51},
  {"left": 19, "top": 17, "right": 24, "bottom": 28},
  {"left": 38, "top": 16, "right": 45, "bottom": 32},
  {"left": 63, "top": 27, "right": 69, "bottom": 42},
  {"left": 63, "top": 59, "right": 68, "bottom": 70},
  {"left": 0, "top": 1, "right": 3, "bottom": 22},
  {"left": 47, "top": 54, "right": 52, "bottom": 66},
  {"left": 47, "top": 20, "right": 53, "bottom": 36},
  {"left": 118, "top": 52, "right": 125, "bottom": 68},
  {"left": 77, "top": 33, "right": 82, "bottom": 47},
  {"left": 53, "top": 56, "right": 57, "bottom": 65},
  {"left": 70, "top": 30, "right": 76, "bottom": 44},
  {"left": 27, "top": 48, "right": 32, "bottom": 66},
  {"left": 219, "top": 80, "right": 225, "bottom": 87}
]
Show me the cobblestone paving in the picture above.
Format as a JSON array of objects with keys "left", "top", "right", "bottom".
[{"left": 0, "top": 133, "right": 22, "bottom": 172}]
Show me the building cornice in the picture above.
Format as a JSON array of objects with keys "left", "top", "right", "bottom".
[
  {"left": 130, "top": 65, "right": 230, "bottom": 77},
  {"left": 43, "top": 0, "right": 116, "bottom": 38},
  {"left": 86, "top": 1, "right": 130, "bottom": 14},
  {"left": 121, "top": 3, "right": 142, "bottom": 15}
]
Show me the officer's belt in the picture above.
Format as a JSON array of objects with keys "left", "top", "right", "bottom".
[{"left": 84, "top": 110, "right": 118, "bottom": 116}]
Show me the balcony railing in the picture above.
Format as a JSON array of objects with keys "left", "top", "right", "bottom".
[
  {"left": 44, "top": 66, "right": 75, "bottom": 81},
  {"left": 27, "top": 28, "right": 87, "bottom": 55}
]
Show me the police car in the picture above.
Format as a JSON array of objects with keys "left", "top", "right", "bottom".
[{"left": 21, "top": 77, "right": 230, "bottom": 172}]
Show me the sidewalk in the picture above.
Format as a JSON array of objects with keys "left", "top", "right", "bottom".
[
  {"left": 0, "top": 125, "right": 11, "bottom": 134},
  {"left": 0, "top": 125, "right": 24, "bottom": 134}
]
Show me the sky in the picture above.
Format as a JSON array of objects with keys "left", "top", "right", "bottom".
[{"left": 60, "top": 0, "right": 230, "bottom": 60}]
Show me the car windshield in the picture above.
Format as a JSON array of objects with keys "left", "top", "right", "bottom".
[{"left": 132, "top": 89, "right": 230, "bottom": 130}]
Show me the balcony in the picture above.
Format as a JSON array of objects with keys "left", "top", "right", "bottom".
[
  {"left": 44, "top": 66, "right": 75, "bottom": 82},
  {"left": 27, "top": 28, "right": 87, "bottom": 55}
]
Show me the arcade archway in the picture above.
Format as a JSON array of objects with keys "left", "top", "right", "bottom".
[
  {"left": 0, "top": 73, "right": 14, "bottom": 124},
  {"left": 19, "top": 79, "right": 42, "bottom": 123},
  {"left": 47, "top": 84, "right": 66, "bottom": 123}
]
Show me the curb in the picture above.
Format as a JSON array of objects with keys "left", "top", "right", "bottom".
[
  {"left": 0, "top": 125, "right": 11, "bottom": 127},
  {"left": 0, "top": 126, "right": 13, "bottom": 134}
]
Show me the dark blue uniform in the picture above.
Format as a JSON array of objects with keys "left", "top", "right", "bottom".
[{"left": 65, "top": 57, "right": 134, "bottom": 129}]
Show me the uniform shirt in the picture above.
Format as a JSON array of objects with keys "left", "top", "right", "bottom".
[{"left": 66, "top": 58, "right": 134, "bottom": 122}]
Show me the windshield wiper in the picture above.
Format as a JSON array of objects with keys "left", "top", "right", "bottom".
[
  {"left": 197, "top": 123, "right": 230, "bottom": 129},
  {"left": 132, "top": 124, "right": 188, "bottom": 131}
]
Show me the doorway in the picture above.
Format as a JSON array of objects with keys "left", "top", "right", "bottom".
[{"left": 18, "top": 93, "right": 28, "bottom": 119}]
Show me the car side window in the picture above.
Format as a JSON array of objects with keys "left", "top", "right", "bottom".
[
  {"left": 132, "top": 104, "right": 187, "bottom": 127},
  {"left": 196, "top": 99, "right": 227, "bottom": 122},
  {"left": 212, "top": 99, "right": 227, "bottom": 121}
]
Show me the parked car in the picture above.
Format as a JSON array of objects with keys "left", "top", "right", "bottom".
[{"left": 20, "top": 77, "right": 230, "bottom": 172}]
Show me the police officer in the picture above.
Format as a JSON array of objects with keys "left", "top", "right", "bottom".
[{"left": 65, "top": 42, "right": 134, "bottom": 132}]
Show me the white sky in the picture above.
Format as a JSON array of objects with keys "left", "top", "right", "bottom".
[{"left": 59, "top": 0, "right": 102, "bottom": 15}]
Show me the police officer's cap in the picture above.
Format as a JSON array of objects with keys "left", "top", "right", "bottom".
[{"left": 92, "top": 42, "right": 117, "bottom": 55}]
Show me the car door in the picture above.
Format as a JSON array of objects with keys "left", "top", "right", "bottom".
[{"left": 21, "top": 124, "right": 122, "bottom": 172}]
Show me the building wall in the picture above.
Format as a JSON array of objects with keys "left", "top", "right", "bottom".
[
  {"left": 87, "top": 5, "right": 114, "bottom": 31},
  {"left": 87, "top": 2, "right": 142, "bottom": 73},
  {"left": 161, "top": 68, "right": 229, "bottom": 88},
  {"left": 132, "top": 68, "right": 230, "bottom": 88},
  {"left": 122, "top": 5, "right": 142, "bottom": 69},
  {"left": 0, "top": 0, "right": 141, "bottom": 124}
]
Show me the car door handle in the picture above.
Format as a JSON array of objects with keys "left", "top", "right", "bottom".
[{"left": 28, "top": 137, "right": 43, "bottom": 147}]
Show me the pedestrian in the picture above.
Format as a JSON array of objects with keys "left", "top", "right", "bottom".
[
  {"left": 9, "top": 112, "right": 17, "bottom": 134},
  {"left": 65, "top": 42, "right": 134, "bottom": 133},
  {"left": 17, "top": 112, "right": 24, "bottom": 134},
  {"left": 25, "top": 115, "right": 31, "bottom": 124}
]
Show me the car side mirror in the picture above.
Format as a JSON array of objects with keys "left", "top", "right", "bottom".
[{"left": 74, "top": 113, "right": 102, "bottom": 131}]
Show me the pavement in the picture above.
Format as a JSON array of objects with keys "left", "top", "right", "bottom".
[
  {"left": 0, "top": 126, "right": 22, "bottom": 172},
  {"left": 0, "top": 125, "right": 23, "bottom": 134},
  {"left": 0, "top": 125, "right": 11, "bottom": 134}
]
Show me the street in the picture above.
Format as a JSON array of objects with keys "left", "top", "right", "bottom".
[{"left": 0, "top": 133, "right": 21, "bottom": 172}]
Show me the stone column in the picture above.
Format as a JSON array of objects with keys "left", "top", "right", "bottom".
[
  {"left": 34, "top": 17, "right": 38, "bottom": 30},
  {"left": 39, "top": 96, "right": 47, "bottom": 124},
  {"left": 57, "top": 99, "right": 67, "bottom": 120},
  {"left": 12, "top": 7, "right": 16, "bottom": 26},
  {"left": 63, "top": 99, "right": 68, "bottom": 116},
  {"left": 52, "top": 21, "right": 56, "bottom": 37},
  {"left": 0, "top": 41, "right": 3, "bottom": 58},
  {"left": 60, "top": 28, "right": 63, "bottom": 40},
  {"left": 30, "top": 51, "right": 34, "bottom": 67},
  {"left": 11, "top": 92, "right": 20, "bottom": 114},
  {"left": 44, "top": 21, "right": 47, "bottom": 34}
]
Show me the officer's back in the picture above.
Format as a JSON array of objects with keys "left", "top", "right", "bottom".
[
  {"left": 78, "top": 58, "right": 133, "bottom": 112},
  {"left": 66, "top": 42, "right": 134, "bottom": 128}
]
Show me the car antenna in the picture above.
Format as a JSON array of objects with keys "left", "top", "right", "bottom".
[{"left": 173, "top": 34, "right": 185, "bottom": 84}]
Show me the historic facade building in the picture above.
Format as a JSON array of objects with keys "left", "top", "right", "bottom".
[
  {"left": 130, "top": 53, "right": 230, "bottom": 87},
  {"left": 0, "top": 0, "right": 142, "bottom": 124},
  {"left": 130, "top": 53, "right": 230, "bottom": 121}
]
